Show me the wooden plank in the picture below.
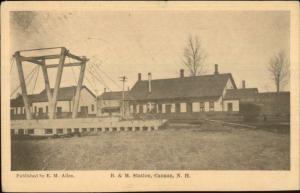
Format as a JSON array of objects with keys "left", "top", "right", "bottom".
[
  {"left": 14, "top": 51, "right": 33, "bottom": 120},
  {"left": 20, "top": 55, "right": 61, "bottom": 61},
  {"left": 20, "top": 57, "right": 44, "bottom": 65},
  {"left": 10, "top": 118, "right": 166, "bottom": 134},
  {"left": 49, "top": 48, "right": 67, "bottom": 119},
  {"left": 41, "top": 60, "right": 53, "bottom": 118},
  {"left": 18, "top": 47, "right": 65, "bottom": 52},
  {"left": 72, "top": 61, "right": 86, "bottom": 118},
  {"left": 66, "top": 52, "right": 87, "bottom": 62},
  {"left": 46, "top": 62, "right": 82, "bottom": 68}
]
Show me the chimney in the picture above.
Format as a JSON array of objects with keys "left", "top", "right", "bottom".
[
  {"left": 148, "top": 72, "right": 152, "bottom": 93},
  {"left": 214, "top": 64, "right": 219, "bottom": 75},
  {"left": 242, "top": 80, "right": 246, "bottom": 89},
  {"left": 104, "top": 88, "right": 106, "bottom": 92},
  {"left": 138, "top": 73, "right": 142, "bottom": 81},
  {"left": 180, "top": 69, "right": 184, "bottom": 78}
]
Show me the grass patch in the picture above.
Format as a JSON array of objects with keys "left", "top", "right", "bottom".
[{"left": 11, "top": 125, "right": 290, "bottom": 170}]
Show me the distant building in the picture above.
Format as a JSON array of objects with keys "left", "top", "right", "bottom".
[
  {"left": 97, "top": 90, "right": 129, "bottom": 117},
  {"left": 127, "top": 65, "right": 241, "bottom": 116},
  {"left": 224, "top": 87, "right": 259, "bottom": 104},
  {"left": 255, "top": 92, "right": 290, "bottom": 120},
  {"left": 10, "top": 86, "right": 97, "bottom": 120}
]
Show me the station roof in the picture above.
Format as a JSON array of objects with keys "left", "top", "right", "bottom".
[
  {"left": 128, "top": 73, "right": 236, "bottom": 101},
  {"left": 224, "top": 88, "right": 258, "bottom": 100},
  {"left": 98, "top": 91, "right": 129, "bottom": 100},
  {"left": 10, "top": 85, "right": 95, "bottom": 107}
]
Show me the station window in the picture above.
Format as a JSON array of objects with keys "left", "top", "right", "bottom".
[
  {"left": 165, "top": 104, "right": 172, "bottom": 113},
  {"left": 18, "top": 129, "right": 25, "bottom": 135},
  {"left": 91, "top": 105, "right": 95, "bottom": 111},
  {"left": 139, "top": 105, "right": 143, "bottom": 114},
  {"left": 209, "top": 101, "right": 214, "bottom": 111},
  {"left": 57, "top": 107, "right": 62, "bottom": 113},
  {"left": 67, "top": 128, "right": 72, "bottom": 134},
  {"left": 27, "top": 129, "right": 34, "bottom": 135},
  {"left": 200, "top": 102, "right": 205, "bottom": 112},
  {"left": 56, "top": 128, "right": 63, "bottom": 134},
  {"left": 45, "top": 129, "right": 53, "bottom": 134}
]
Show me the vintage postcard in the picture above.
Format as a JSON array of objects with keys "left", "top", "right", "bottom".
[{"left": 1, "top": 1, "right": 299, "bottom": 192}]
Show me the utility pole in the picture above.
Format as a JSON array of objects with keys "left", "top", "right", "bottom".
[{"left": 119, "top": 76, "right": 127, "bottom": 119}]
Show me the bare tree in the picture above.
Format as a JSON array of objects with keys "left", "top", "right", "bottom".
[
  {"left": 183, "top": 36, "right": 207, "bottom": 76},
  {"left": 268, "top": 50, "right": 290, "bottom": 93}
]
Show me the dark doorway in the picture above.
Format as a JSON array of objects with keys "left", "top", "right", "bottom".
[
  {"left": 57, "top": 107, "right": 62, "bottom": 117},
  {"left": 175, "top": 103, "right": 180, "bottom": 113},
  {"left": 38, "top": 107, "right": 43, "bottom": 117},
  {"left": 158, "top": 104, "right": 162, "bottom": 113},
  {"left": 165, "top": 104, "right": 172, "bottom": 113},
  {"left": 187, "top": 103, "right": 193, "bottom": 113},
  {"left": 80, "top": 106, "right": 88, "bottom": 117},
  {"left": 227, "top": 103, "right": 233, "bottom": 112}
]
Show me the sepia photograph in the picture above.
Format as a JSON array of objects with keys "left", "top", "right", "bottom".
[
  {"left": 8, "top": 6, "right": 291, "bottom": 171},
  {"left": 1, "top": 1, "right": 299, "bottom": 192}
]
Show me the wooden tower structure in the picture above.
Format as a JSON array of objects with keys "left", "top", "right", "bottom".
[{"left": 14, "top": 47, "right": 88, "bottom": 120}]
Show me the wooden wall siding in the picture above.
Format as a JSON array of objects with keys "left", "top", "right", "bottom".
[
  {"left": 78, "top": 88, "right": 97, "bottom": 114},
  {"left": 221, "top": 79, "right": 235, "bottom": 100},
  {"left": 180, "top": 103, "right": 186, "bottom": 112},
  {"left": 128, "top": 98, "right": 227, "bottom": 115},
  {"left": 223, "top": 100, "right": 239, "bottom": 111}
]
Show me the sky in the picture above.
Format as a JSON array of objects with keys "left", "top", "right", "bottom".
[{"left": 9, "top": 10, "right": 290, "bottom": 97}]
